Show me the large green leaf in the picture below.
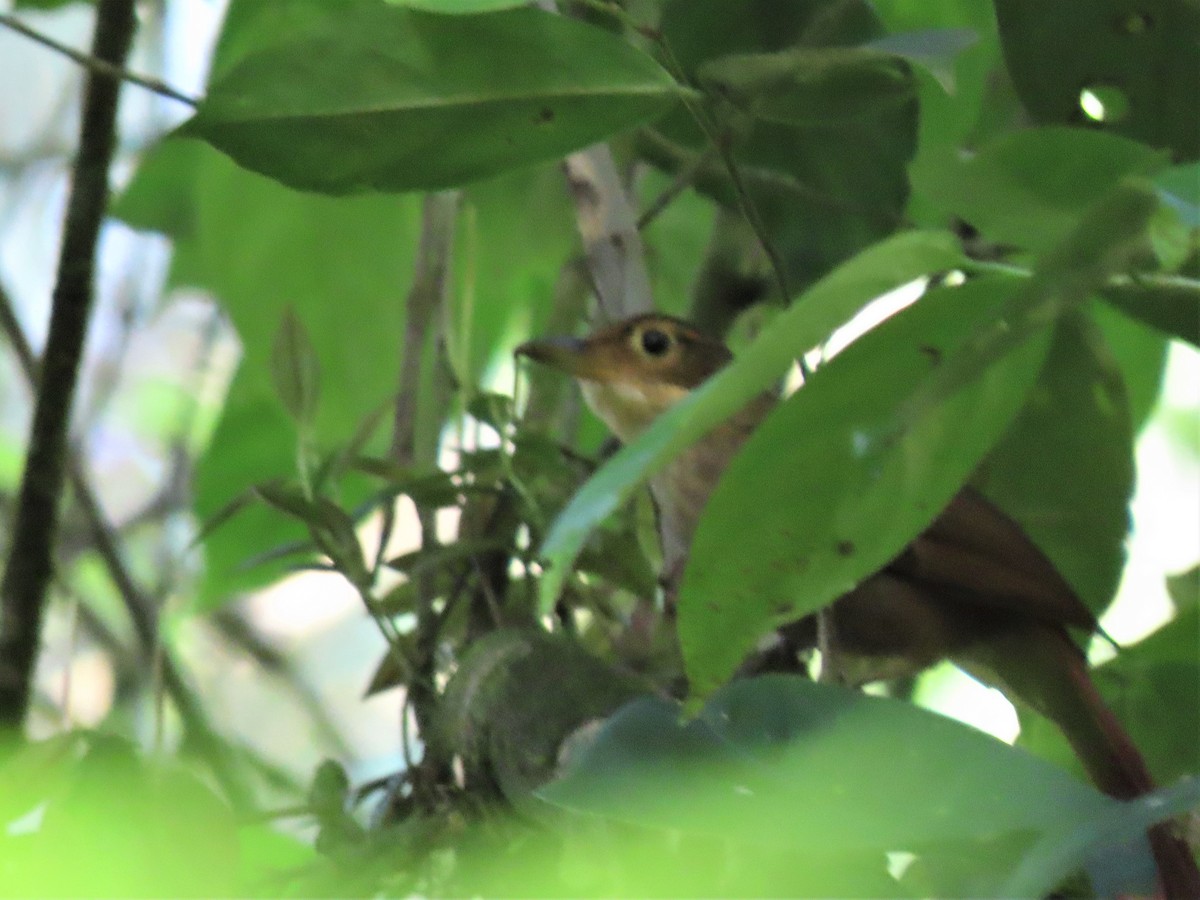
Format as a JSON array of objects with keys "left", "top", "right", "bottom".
[
  {"left": 116, "top": 137, "right": 423, "bottom": 605},
  {"left": 994, "top": 0, "right": 1200, "bottom": 160},
  {"left": 976, "top": 310, "right": 1134, "bottom": 616},
  {"left": 180, "top": 4, "right": 683, "bottom": 193},
  {"left": 678, "top": 181, "right": 1161, "bottom": 695},
  {"left": 914, "top": 127, "right": 1169, "bottom": 253},
  {"left": 535, "top": 230, "right": 965, "bottom": 612},
  {"left": 648, "top": 0, "right": 917, "bottom": 294},
  {"left": 540, "top": 676, "right": 1115, "bottom": 898},
  {"left": 678, "top": 277, "right": 1050, "bottom": 695}
]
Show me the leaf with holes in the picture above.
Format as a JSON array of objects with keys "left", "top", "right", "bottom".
[{"left": 994, "top": 0, "right": 1200, "bottom": 159}]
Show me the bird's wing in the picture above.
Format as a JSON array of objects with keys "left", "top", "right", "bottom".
[{"left": 888, "top": 487, "right": 1098, "bottom": 631}]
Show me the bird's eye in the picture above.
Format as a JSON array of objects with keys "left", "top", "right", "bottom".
[{"left": 640, "top": 328, "right": 672, "bottom": 357}]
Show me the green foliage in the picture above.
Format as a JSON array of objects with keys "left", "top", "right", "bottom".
[
  {"left": 680, "top": 277, "right": 1052, "bottom": 694},
  {"left": 180, "top": 4, "right": 683, "bottom": 193},
  {"left": 994, "top": 0, "right": 1200, "bottom": 159},
  {"left": 10, "top": 0, "right": 1198, "bottom": 896}
]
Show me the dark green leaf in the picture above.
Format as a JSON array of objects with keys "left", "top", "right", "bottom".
[
  {"left": 536, "top": 230, "right": 965, "bottom": 612},
  {"left": 698, "top": 47, "right": 915, "bottom": 125},
  {"left": 976, "top": 311, "right": 1134, "bottom": 615},
  {"left": 270, "top": 307, "right": 321, "bottom": 425},
  {"left": 678, "top": 277, "right": 1049, "bottom": 695},
  {"left": 1101, "top": 275, "right": 1200, "bottom": 347},
  {"left": 994, "top": 0, "right": 1200, "bottom": 159},
  {"left": 181, "top": 5, "right": 682, "bottom": 193},
  {"left": 386, "top": 0, "right": 527, "bottom": 10},
  {"left": 651, "top": 0, "right": 916, "bottom": 294}
]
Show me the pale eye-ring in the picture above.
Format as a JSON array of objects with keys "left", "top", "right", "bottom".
[{"left": 640, "top": 328, "right": 672, "bottom": 357}]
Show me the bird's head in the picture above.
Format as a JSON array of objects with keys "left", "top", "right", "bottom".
[{"left": 516, "top": 314, "right": 732, "bottom": 443}]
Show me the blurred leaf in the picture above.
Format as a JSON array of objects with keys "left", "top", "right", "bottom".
[
  {"left": 866, "top": 27, "right": 979, "bottom": 93},
  {"left": 386, "top": 0, "right": 527, "bottom": 10},
  {"left": 536, "top": 230, "right": 964, "bottom": 612},
  {"left": 916, "top": 126, "right": 1168, "bottom": 252},
  {"left": 994, "top": 0, "right": 1200, "bottom": 160},
  {"left": 111, "top": 138, "right": 205, "bottom": 238},
  {"left": 541, "top": 676, "right": 1111, "bottom": 896},
  {"left": 1155, "top": 161, "right": 1200, "bottom": 227},
  {"left": 1089, "top": 301, "right": 1169, "bottom": 432},
  {"left": 386, "top": 537, "right": 510, "bottom": 577},
  {"left": 181, "top": 5, "right": 682, "bottom": 193},
  {"left": 270, "top": 307, "right": 321, "bottom": 426},
  {"left": 650, "top": 0, "right": 916, "bottom": 294},
  {"left": 977, "top": 311, "right": 1134, "bottom": 615},
  {"left": 679, "top": 277, "right": 1048, "bottom": 695},
  {"left": 1167, "top": 564, "right": 1200, "bottom": 612},
  {"left": 131, "top": 138, "right": 422, "bottom": 605},
  {"left": 698, "top": 47, "right": 915, "bottom": 125},
  {"left": 1004, "top": 777, "right": 1200, "bottom": 898},
  {"left": 0, "top": 734, "right": 238, "bottom": 897},
  {"left": 1101, "top": 275, "right": 1200, "bottom": 347}
]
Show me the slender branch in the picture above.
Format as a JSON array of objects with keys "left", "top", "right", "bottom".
[
  {"left": 0, "top": 10, "right": 197, "bottom": 107},
  {"left": 0, "top": 0, "right": 139, "bottom": 728},
  {"left": 561, "top": 145, "right": 655, "bottom": 321}
]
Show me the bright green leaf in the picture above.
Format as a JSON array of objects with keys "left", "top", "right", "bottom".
[
  {"left": 181, "top": 5, "right": 683, "bottom": 193},
  {"left": 678, "top": 277, "right": 1050, "bottom": 695}
]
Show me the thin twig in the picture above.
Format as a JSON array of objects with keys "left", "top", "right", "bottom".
[
  {"left": 637, "top": 144, "right": 718, "bottom": 231},
  {"left": 0, "top": 0, "right": 139, "bottom": 728},
  {"left": 0, "top": 10, "right": 198, "bottom": 107}
]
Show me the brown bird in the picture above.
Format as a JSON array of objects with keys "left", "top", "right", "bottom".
[{"left": 517, "top": 312, "right": 1200, "bottom": 898}]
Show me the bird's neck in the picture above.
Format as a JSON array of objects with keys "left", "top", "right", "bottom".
[{"left": 579, "top": 379, "right": 690, "bottom": 444}]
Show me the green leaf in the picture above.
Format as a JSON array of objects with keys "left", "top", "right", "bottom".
[
  {"left": 698, "top": 47, "right": 915, "bottom": 125},
  {"left": 270, "top": 307, "right": 321, "bottom": 426},
  {"left": 1003, "top": 777, "right": 1200, "bottom": 898},
  {"left": 386, "top": 0, "right": 526, "bottom": 10},
  {"left": 866, "top": 27, "right": 979, "bottom": 93},
  {"left": 540, "top": 676, "right": 1111, "bottom": 896},
  {"left": 1100, "top": 275, "right": 1200, "bottom": 347},
  {"left": 535, "top": 231, "right": 963, "bottom": 611},
  {"left": 916, "top": 127, "right": 1168, "bottom": 253},
  {"left": 976, "top": 311, "right": 1134, "bottom": 615},
  {"left": 1155, "top": 161, "right": 1200, "bottom": 227},
  {"left": 123, "top": 135, "right": 423, "bottom": 606},
  {"left": 1090, "top": 302, "right": 1169, "bottom": 432},
  {"left": 678, "top": 277, "right": 1050, "bottom": 696},
  {"left": 181, "top": 5, "right": 682, "bottom": 193},
  {"left": 994, "top": 0, "right": 1200, "bottom": 160},
  {"left": 649, "top": 0, "right": 917, "bottom": 294}
]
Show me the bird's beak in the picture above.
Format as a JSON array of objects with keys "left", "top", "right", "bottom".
[{"left": 515, "top": 335, "right": 605, "bottom": 381}]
